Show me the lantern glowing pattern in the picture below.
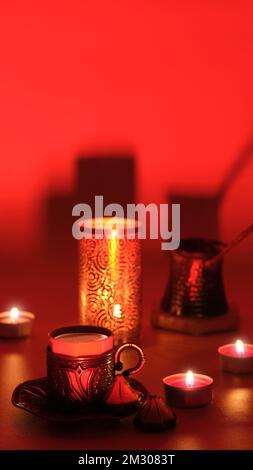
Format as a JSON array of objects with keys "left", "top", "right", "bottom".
[{"left": 79, "top": 218, "right": 141, "bottom": 345}]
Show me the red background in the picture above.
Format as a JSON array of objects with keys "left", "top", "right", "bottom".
[
  {"left": 0, "top": 0, "right": 252, "bottom": 259},
  {"left": 0, "top": 2, "right": 253, "bottom": 451}
]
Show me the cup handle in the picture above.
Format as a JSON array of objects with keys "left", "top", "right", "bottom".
[{"left": 114, "top": 343, "right": 145, "bottom": 377}]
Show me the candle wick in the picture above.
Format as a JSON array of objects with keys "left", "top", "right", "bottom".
[
  {"left": 10, "top": 307, "right": 20, "bottom": 322},
  {"left": 235, "top": 340, "right": 245, "bottom": 355},
  {"left": 186, "top": 371, "right": 194, "bottom": 388}
]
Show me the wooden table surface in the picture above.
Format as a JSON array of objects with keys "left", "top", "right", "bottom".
[{"left": 0, "top": 251, "right": 253, "bottom": 450}]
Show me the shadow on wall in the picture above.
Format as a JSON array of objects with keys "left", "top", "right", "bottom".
[
  {"left": 43, "top": 153, "right": 136, "bottom": 263},
  {"left": 1, "top": 137, "right": 252, "bottom": 270},
  {"left": 168, "top": 136, "right": 253, "bottom": 240},
  {"left": 44, "top": 136, "right": 253, "bottom": 266}
]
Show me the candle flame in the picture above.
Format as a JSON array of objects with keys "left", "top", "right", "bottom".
[
  {"left": 186, "top": 370, "right": 194, "bottom": 387},
  {"left": 235, "top": 339, "right": 245, "bottom": 355},
  {"left": 10, "top": 307, "right": 20, "bottom": 320},
  {"left": 113, "top": 304, "right": 122, "bottom": 318},
  {"left": 111, "top": 227, "right": 117, "bottom": 239}
]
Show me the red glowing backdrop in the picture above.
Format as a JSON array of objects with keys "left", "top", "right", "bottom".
[{"left": 0, "top": 1, "right": 253, "bottom": 258}]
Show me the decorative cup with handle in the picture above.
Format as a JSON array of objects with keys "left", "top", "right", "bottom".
[{"left": 47, "top": 325, "right": 145, "bottom": 408}]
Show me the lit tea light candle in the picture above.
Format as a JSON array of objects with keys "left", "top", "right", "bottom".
[
  {"left": 0, "top": 307, "right": 35, "bottom": 338},
  {"left": 218, "top": 339, "right": 253, "bottom": 374},
  {"left": 163, "top": 371, "right": 213, "bottom": 408},
  {"left": 49, "top": 325, "right": 114, "bottom": 357}
]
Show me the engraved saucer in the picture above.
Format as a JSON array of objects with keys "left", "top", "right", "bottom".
[{"left": 12, "top": 377, "right": 147, "bottom": 423}]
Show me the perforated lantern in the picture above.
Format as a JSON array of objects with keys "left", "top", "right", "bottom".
[{"left": 79, "top": 218, "right": 142, "bottom": 345}]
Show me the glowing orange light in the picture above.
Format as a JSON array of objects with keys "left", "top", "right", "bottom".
[
  {"left": 186, "top": 370, "right": 194, "bottom": 387},
  {"left": 235, "top": 339, "right": 245, "bottom": 355},
  {"left": 113, "top": 304, "right": 122, "bottom": 318},
  {"left": 79, "top": 217, "right": 141, "bottom": 345},
  {"left": 10, "top": 307, "right": 20, "bottom": 321},
  {"left": 111, "top": 227, "right": 117, "bottom": 239}
]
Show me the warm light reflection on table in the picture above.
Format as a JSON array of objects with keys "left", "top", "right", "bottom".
[
  {"left": 0, "top": 353, "right": 29, "bottom": 391},
  {"left": 221, "top": 388, "right": 252, "bottom": 419}
]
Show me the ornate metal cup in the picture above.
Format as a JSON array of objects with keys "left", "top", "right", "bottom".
[
  {"left": 47, "top": 325, "right": 144, "bottom": 409},
  {"left": 161, "top": 238, "right": 228, "bottom": 318}
]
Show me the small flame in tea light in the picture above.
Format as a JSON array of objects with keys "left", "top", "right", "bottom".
[
  {"left": 235, "top": 339, "right": 244, "bottom": 355},
  {"left": 163, "top": 371, "right": 213, "bottom": 408},
  {"left": 10, "top": 307, "right": 20, "bottom": 321},
  {"left": 0, "top": 306, "right": 35, "bottom": 338},
  {"left": 218, "top": 339, "right": 253, "bottom": 373},
  {"left": 185, "top": 370, "right": 194, "bottom": 388},
  {"left": 49, "top": 325, "right": 114, "bottom": 356},
  {"left": 113, "top": 304, "right": 122, "bottom": 319}
]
